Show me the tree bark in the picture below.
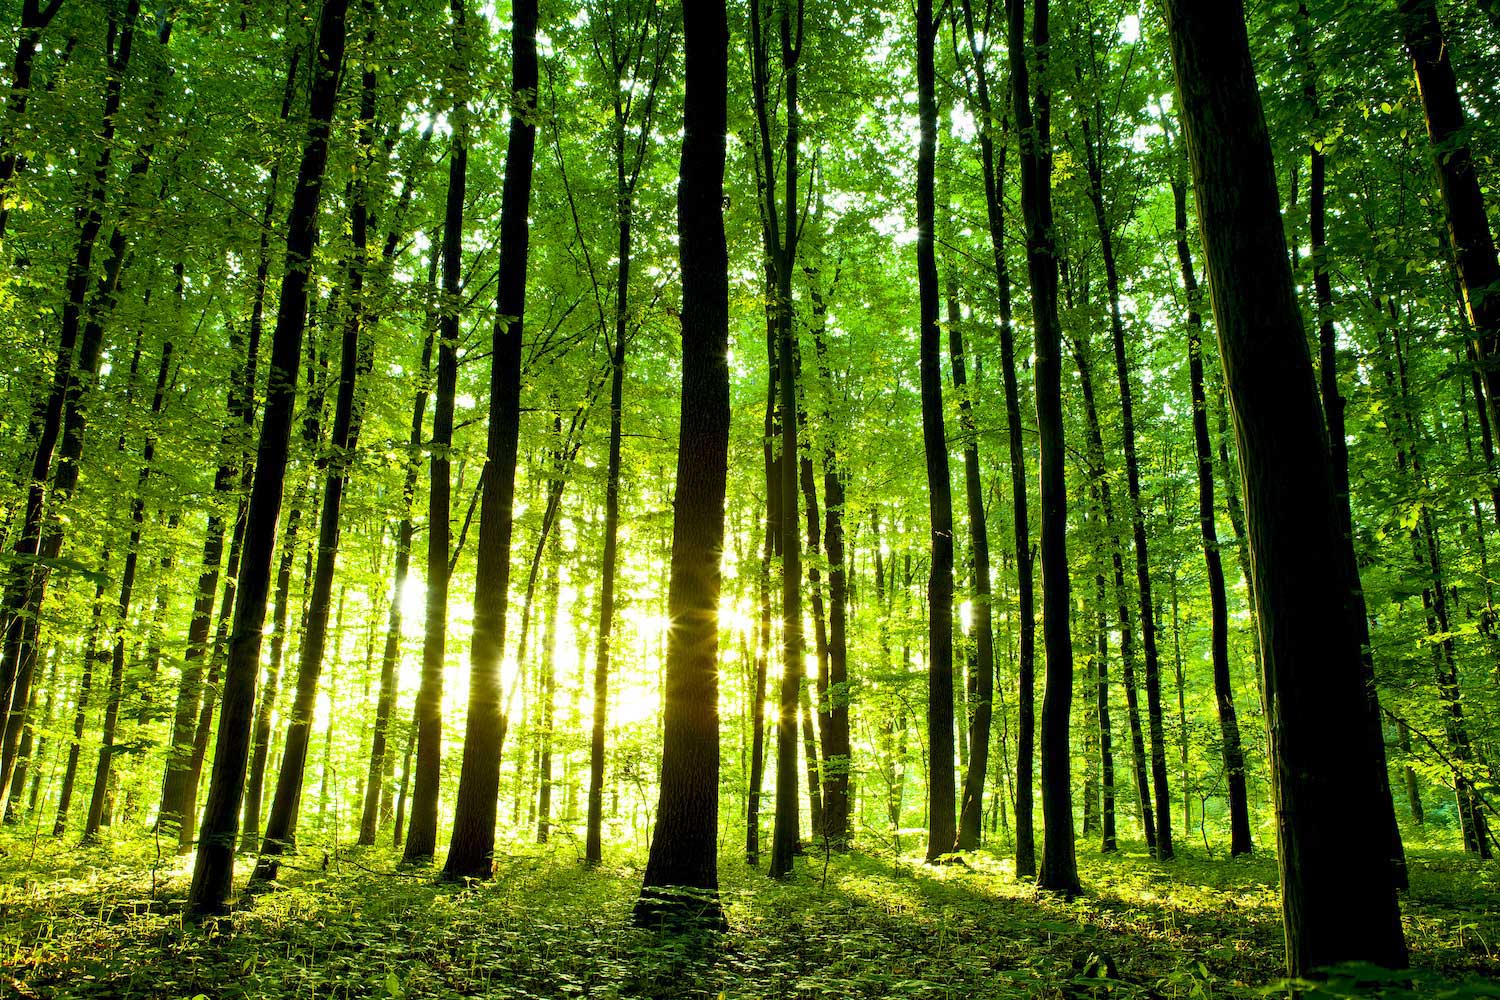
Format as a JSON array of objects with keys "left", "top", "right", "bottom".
[
  {"left": 443, "top": 0, "right": 537, "bottom": 881},
  {"left": 253, "top": 22, "right": 377, "bottom": 881},
  {"left": 634, "top": 0, "right": 728, "bottom": 929},
  {"left": 916, "top": 0, "right": 957, "bottom": 866},
  {"left": 1171, "top": 174, "right": 1252, "bottom": 856},
  {"left": 1162, "top": 0, "right": 1408, "bottom": 974},
  {"left": 188, "top": 0, "right": 349, "bottom": 915},
  {"left": 1081, "top": 115, "right": 1172, "bottom": 860}
]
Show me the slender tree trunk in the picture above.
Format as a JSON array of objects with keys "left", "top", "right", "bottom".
[
  {"left": 0, "top": 2, "right": 141, "bottom": 813},
  {"left": 1162, "top": 0, "right": 1408, "bottom": 974},
  {"left": 1401, "top": 0, "right": 1500, "bottom": 436},
  {"left": 535, "top": 538, "right": 561, "bottom": 844},
  {"left": 1171, "top": 175, "right": 1252, "bottom": 855},
  {"left": 1082, "top": 118, "right": 1172, "bottom": 859},
  {"left": 1091, "top": 518, "right": 1116, "bottom": 852},
  {"left": 760, "top": 0, "right": 807, "bottom": 882},
  {"left": 360, "top": 331, "right": 435, "bottom": 845},
  {"left": 799, "top": 680, "right": 823, "bottom": 838},
  {"left": 405, "top": 0, "right": 468, "bottom": 866},
  {"left": 746, "top": 483, "right": 773, "bottom": 864},
  {"left": 240, "top": 494, "right": 302, "bottom": 850},
  {"left": 808, "top": 271, "right": 851, "bottom": 849},
  {"left": 54, "top": 570, "right": 110, "bottom": 835},
  {"left": 1297, "top": 5, "right": 1409, "bottom": 887},
  {"left": 0, "top": 0, "right": 67, "bottom": 241},
  {"left": 959, "top": 0, "right": 1035, "bottom": 876},
  {"left": 1073, "top": 336, "right": 1155, "bottom": 853},
  {"left": 945, "top": 280, "right": 996, "bottom": 852},
  {"left": 83, "top": 341, "right": 172, "bottom": 841}
]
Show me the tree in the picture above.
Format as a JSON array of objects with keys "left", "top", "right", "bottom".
[
  {"left": 443, "top": 0, "right": 538, "bottom": 882},
  {"left": 633, "top": 0, "right": 729, "bottom": 930},
  {"left": 1170, "top": 169, "right": 1252, "bottom": 856},
  {"left": 916, "top": 0, "right": 956, "bottom": 864},
  {"left": 1006, "top": 0, "right": 1079, "bottom": 896},
  {"left": 956, "top": 0, "right": 1036, "bottom": 873},
  {"left": 188, "top": 0, "right": 350, "bottom": 915},
  {"left": 1161, "top": 0, "right": 1408, "bottom": 975}
]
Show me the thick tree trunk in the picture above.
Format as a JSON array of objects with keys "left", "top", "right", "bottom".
[
  {"left": 1162, "top": 0, "right": 1408, "bottom": 974},
  {"left": 187, "top": 0, "right": 349, "bottom": 915},
  {"left": 1007, "top": 0, "right": 1078, "bottom": 894},
  {"left": 253, "top": 31, "right": 377, "bottom": 881},
  {"left": 634, "top": 0, "right": 728, "bottom": 928},
  {"left": 916, "top": 0, "right": 956, "bottom": 867},
  {"left": 443, "top": 0, "right": 537, "bottom": 882},
  {"left": 959, "top": 0, "right": 1035, "bottom": 876}
]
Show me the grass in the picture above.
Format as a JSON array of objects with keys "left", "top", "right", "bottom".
[{"left": 1, "top": 828, "right": 1496, "bottom": 999}]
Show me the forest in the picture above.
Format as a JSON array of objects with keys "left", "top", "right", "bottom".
[{"left": 0, "top": 0, "right": 1498, "bottom": 996}]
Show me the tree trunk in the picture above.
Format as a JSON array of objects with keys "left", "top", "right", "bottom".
[
  {"left": 360, "top": 267, "right": 437, "bottom": 846},
  {"left": 1162, "top": 0, "right": 1408, "bottom": 974},
  {"left": 0, "top": 1, "right": 141, "bottom": 814},
  {"left": 1171, "top": 175, "right": 1252, "bottom": 856},
  {"left": 916, "top": 0, "right": 956, "bottom": 866},
  {"left": 443, "top": 0, "right": 537, "bottom": 881},
  {"left": 1082, "top": 116, "right": 1172, "bottom": 859},
  {"left": 809, "top": 272, "right": 851, "bottom": 849},
  {"left": 1400, "top": 0, "right": 1500, "bottom": 436},
  {"left": 1297, "top": 4, "right": 1409, "bottom": 888},
  {"left": 188, "top": 0, "right": 349, "bottom": 915},
  {"left": 83, "top": 340, "right": 172, "bottom": 841},
  {"left": 405, "top": 0, "right": 469, "bottom": 866},
  {"left": 1007, "top": 0, "right": 1078, "bottom": 894},
  {"left": 946, "top": 278, "right": 996, "bottom": 853},
  {"left": 1091, "top": 522, "right": 1117, "bottom": 852},
  {"left": 54, "top": 570, "right": 110, "bottom": 836},
  {"left": 240, "top": 494, "right": 302, "bottom": 850},
  {"left": 0, "top": 0, "right": 67, "bottom": 241},
  {"left": 1072, "top": 335, "right": 1156, "bottom": 854},
  {"left": 958, "top": 0, "right": 1035, "bottom": 874},
  {"left": 253, "top": 27, "right": 377, "bottom": 881},
  {"left": 633, "top": 0, "right": 728, "bottom": 928},
  {"left": 758, "top": 0, "right": 806, "bottom": 883}
]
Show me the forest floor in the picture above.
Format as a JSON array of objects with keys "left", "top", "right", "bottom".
[{"left": 1, "top": 827, "right": 1496, "bottom": 999}]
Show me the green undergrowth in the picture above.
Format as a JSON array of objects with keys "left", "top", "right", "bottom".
[{"left": 1, "top": 831, "right": 1495, "bottom": 999}]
